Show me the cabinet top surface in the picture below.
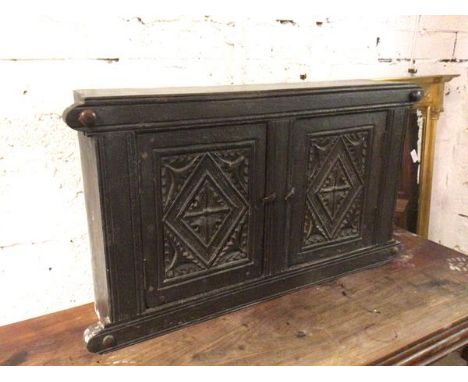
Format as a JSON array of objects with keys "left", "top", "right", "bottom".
[{"left": 74, "top": 79, "right": 417, "bottom": 101}]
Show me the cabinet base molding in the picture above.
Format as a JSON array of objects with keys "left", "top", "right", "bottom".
[{"left": 85, "top": 242, "right": 397, "bottom": 353}]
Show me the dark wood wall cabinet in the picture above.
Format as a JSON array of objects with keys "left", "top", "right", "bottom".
[{"left": 63, "top": 81, "right": 423, "bottom": 353}]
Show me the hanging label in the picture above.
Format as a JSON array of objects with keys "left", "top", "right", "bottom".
[{"left": 410, "top": 149, "right": 419, "bottom": 163}]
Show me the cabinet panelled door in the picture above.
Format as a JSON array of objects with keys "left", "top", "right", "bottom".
[{"left": 137, "top": 123, "right": 267, "bottom": 308}]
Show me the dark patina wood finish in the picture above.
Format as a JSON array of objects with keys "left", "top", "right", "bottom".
[
  {"left": 63, "top": 81, "right": 423, "bottom": 353},
  {"left": 1, "top": 230, "right": 468, "bottom": 365}
]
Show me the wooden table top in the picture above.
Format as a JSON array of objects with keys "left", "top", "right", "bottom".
[{"left": 1, "top": 229, "right": 468, "bottom": 366}]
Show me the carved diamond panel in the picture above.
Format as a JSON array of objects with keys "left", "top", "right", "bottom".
[
  {"left": 303, "top": 131, "right": 369, "bottom": 249},
  {"left": 159, "top": 147, "right": 251, "bottom": 281},
  {"left": 181, "top": 176, "right": 232, "bottom": 249}
]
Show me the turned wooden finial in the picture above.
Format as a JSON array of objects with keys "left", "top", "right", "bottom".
[{"left": 78, "top": 109, "right": 97, "bottom": 127}]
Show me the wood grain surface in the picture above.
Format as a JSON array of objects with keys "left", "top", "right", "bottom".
[{"left": 1, "top": 229, "right": 467, "bottom": 365}]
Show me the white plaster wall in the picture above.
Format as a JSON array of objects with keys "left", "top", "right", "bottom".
[{"left": 0, "top": 15, "right": 467, "bottom": 325}]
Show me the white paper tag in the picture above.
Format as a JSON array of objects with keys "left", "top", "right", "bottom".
[{"left": 410, "top": 149, "right": 419, "bottom": 163}]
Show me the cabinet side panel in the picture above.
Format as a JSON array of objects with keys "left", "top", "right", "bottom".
[
  {"left": 98, "top": 132, "right": 140, "bottom": 322},
  {"left": 375, "top": 108, "right": 409, "bottom": 243},
  {"left": 78, "top": 133, "right": 110, "bottom": 324}
]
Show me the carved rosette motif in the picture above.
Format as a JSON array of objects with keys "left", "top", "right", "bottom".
[
  {"left": 303, "top": 131, "right": 369, "bottom": 248},
  {"left": 160, "top": 147, "right": 251, "bottom": 281}
]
